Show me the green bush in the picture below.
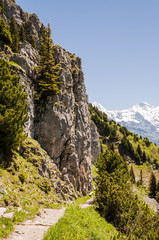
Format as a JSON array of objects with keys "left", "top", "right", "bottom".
[
  {"left": 0, "top": 18, "right": 12, "bottom": 45},
  {"left": 19, "top": 171, "right": 27, "bottom": 184},
  {"left": 0, "top": 59, "right": 28, "bottom": 153},
  {"left": 37, "top": 178, "right": 51, "bottom": 194}
]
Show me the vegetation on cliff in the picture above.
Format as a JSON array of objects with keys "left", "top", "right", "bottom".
[
  {"left": 36, "top": 24, "right": 60, "bottom": 99},
  {"left": 0, "top": 17, "right": 12, "bottom": 46},
  {"left": 0, "top": 59, "right": 28, "bottom": 154}
]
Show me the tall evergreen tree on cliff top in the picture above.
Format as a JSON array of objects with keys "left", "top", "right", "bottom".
[
  {"left": 37, "top": 24, "right": 60, "bottom": 99},
  {"left": 0, "top": 59, "right": 28, "bottom": 153}
]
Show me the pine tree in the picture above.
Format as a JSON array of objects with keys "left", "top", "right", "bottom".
[
  {"left": 19, "top": 24, "right": 26, "bottom": 42},
  {"left": 0, "top": 18, "right": 12, "bottom": 45},
  {"left": 156, "top": 180, "right": 159, "bottom": 202},
  {"left": 130, "top": 165, "right": 135, "bottom": 183},
  {"left": 37, "top": 24, "right": 60, "bottom": 99},
  {"left": 149, "top": 172, "right": 156, "bottom": 198},
  {"left": 139, "top": 169, "right": 143, "bottom": 185},
  {"left": 0, "top": 0, "right": 4, "bottom": 15},
  {"left": 10, "top": 15, "right": 19, "bottom": 52},
  {"left": 157, "top": 180, "right": 159, "bottom": 192},
  {"left": 28, "top": 34, "right": 36, "bottom": 49},
  {"left": 142, "top": 151, "right": 147, "bottom": 162},
  {"left": 137, "top": 144, "right": 142, "bottom": 156},
  {"left": 0, "top": 59, "right": 28, "bottom": 153},
  {"left": 100, "top": 143, "right": 103, "bottom": 153}
]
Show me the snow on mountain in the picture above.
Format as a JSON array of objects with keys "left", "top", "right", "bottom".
[{"left": 92, "top": 102, "right": 159, "bottom": 145}]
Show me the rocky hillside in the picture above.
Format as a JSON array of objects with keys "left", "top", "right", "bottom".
[{"left": 0, "top": 0, "right": 100, "bottom": 196}]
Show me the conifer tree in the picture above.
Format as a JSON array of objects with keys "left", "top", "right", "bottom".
[
  {"left": 10, "top": 15, "right": 19, "bottom": 52},
  {"left": 37, "top": 24, "right": 60, "bottom": 98},
  {"left": 100, "top": 143, "right": 103, "bottom": 153},
  {"left": 28, "top": 34, "right": 36, "bottom": 49},
  {"left": 0, "top": 59, "right": 28, "bottom": 153},
  {"left": 139, "top": 169, "right": 143, "bottom": 185},
  {"left": 157, "top": 180, "right": 159, "bottom": 192},
  {"left": 0, "top": 18, "right": 12, "bottom": 45},
  {"left": 156, "top": 180, "right": 159, "bottom": 203},
  {"left": 149, "top": 172, "right": 156, "bottom": 198},
  {"left": 130, "top": 165, "right": 135, "bottom": 183},
  {"left": 137, "top": 144, "right": 142, "bottom": 156},
  {"left": 19, "top": 24, "right": 26, "bottom": 42},
  {"left": 142, "top": 151, "right": 147, "bottom": 162},
  {"left": 0, "top": 0, "right": 4, "bottom": 15}
]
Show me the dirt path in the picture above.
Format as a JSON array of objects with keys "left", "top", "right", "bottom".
[{"left": 6, "top": 208, "right": 66, "bottom": 240}]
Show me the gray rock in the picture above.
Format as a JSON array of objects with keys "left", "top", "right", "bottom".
[{"left": 0, "top": 208, "right": 7, "bottom": 217}]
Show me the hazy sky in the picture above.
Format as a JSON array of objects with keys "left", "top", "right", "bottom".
[{"left": 16, "top": 0, "right": 159, "bottom": 110}]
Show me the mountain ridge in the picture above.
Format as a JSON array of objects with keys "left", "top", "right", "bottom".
[{"left": 93, "top": 102, "right": 159, "bottom": 145}]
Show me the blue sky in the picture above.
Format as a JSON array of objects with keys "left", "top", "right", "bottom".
[{"left": 16, "top": 0, "right": 159, "bottom": 110}]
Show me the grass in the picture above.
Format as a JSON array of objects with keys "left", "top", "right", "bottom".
[
  {"left": 43, "top": 205, "right": 121, "bottom": 240},
  {"left": 9, "top": 61, "right": 21, "bottom": 67},
  {"left": 0, "top": 218, "right": 14, "bottom": 239}
]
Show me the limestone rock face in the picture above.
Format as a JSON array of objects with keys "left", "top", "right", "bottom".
[{"left": 34, "top": 46, "right": 95, "bottom": 195}]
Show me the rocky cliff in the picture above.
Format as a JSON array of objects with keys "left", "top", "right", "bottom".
[{"left": 0, "top": 0, "right": 100, "bottom": 196}]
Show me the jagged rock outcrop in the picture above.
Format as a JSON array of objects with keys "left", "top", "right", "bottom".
[
  {"left": 0, "top": 0, "right": 100, "bottom": 196},
  {"left": 3, "top": 0, "right": 44, "bottom": 42},
  {"left": 34, "top": 47, "right": 94, "bottom": 195}
]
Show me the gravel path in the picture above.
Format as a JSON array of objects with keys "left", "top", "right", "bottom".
[{"left": 6, "top": 208, "right": 66, "bottom": 240}]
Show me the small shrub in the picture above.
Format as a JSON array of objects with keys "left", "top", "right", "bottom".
[
  {"left": 37, "top": 178, "right": 51, "bottom": 194},
  {"left": 19, "top": 171, "right": 26, "bottom": 184}
]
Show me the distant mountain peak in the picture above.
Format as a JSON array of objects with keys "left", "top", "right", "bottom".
[{"left": 92, "top": 102, "right": 159, "bottom": 145}]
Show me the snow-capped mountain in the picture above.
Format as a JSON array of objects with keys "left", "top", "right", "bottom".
[{"left": 92, "top": 102, "right": 159, "bottom": 145}]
